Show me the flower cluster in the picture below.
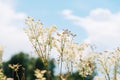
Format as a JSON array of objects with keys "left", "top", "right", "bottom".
[
  {"left": 75, "top": 44, "right": 96, "bottom": 77},
  {"left": 54, "top": 29, "right": 77, "bottom": 73},
  {"left": 9, "top": 64, "right": 21, "bottom": 72},
  {"left": 25, "top": 17, "right": 120, "bottom": 80},
  {"left": 0, "top": 69, "right": 6, "bottom": 80},
  {"left": 9, "top": 64, "right": 22, "bottom": 80},
  {"left": 25, "top": 17, "right": 57, "bottom": 66},
  {"left": 24, "top": 17, "right": 96, "bottom": 78},
  {"left": 34, "top": 69, "right": 46, "bottom": 80},
  {"left": 96, "top": 48, "right": 120, "bottom": 80}
]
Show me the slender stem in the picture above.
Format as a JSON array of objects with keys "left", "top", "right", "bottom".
[
  {"left": 83, "top": 77, "right": 84, "bottom": 80},
  {"left": 100, "top": 60, "right": 110, "bottom": 80},
  {"left": 21, "top": 68, "right": 25, "bottom": 80},
  {"left": 82, "top": 68, "right": 85, "bottom": 80},
  {"left": 113, "top": 61, "right": 117, "bottom": 80},
  {"left": 104, "top": 75, "right": 107, "bottom": 80},
  {"left": 66, "top": 60, "right": 69, "bottom": 73},
  {"left": 71, "top": 61, "right": 73, "bottom": 74},
  {"left": 30, "top": 39, "right": 42, "bottom": 58},
  {"left": 59, "top": 39, "right": 64, "bottom": 80},
  {"left": 36, "top": 39, "right": 44, "bottom": 59},
  {"left": 60, "top": 57, "right": 63, "bottom": 76},
  {"left": 12, "top": 70, "right": 14, "bottom": 78},
  {"left": 16, "top": 71, "right": 20, "bottom": 80},
  {"left": 46, "top": 69, "right": 51, "bottom": 80},
  {"left": 106, "top": 73, "right": 110, "bottom": 80}
]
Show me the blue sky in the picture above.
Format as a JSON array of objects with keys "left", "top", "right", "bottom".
[
  {"left": 16, "top": 0, "right": 89, "bottom": 41},
  {"left": 15, "top": 0, "right": 120, "bottom": 43},
  {"left": 0, "top": 0, "right": 120, "bottom": 61}
]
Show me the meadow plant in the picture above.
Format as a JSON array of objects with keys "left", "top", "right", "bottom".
[
  {"left": 75, "top": 43, "right": 96, "bottom": 80},
  {"left": 24, "top": 17, "right": 97, "bottom": 80},
  {"left": 111, "top": 48, "right": 120, "bottom": 80},
  {"left": 96, "top": 51, "right": 111, "bottom": 80},
  {"left": 9, "top": 64, "right": 22, "bottom": 80},
  {"left": 34, "top": 69, "right": 46, "bottom": 80},
  {"left": 0, "top": 69, "right": 6, "bottom": 80},
  {"left": 24, "top": 17, "right": 120, "bottom": 80},
  {"left": 25, "top": 17, "right": 57, "bottom": 66},
  {"left": 25, "top": 17, "right": 57, "bottom": 80},
  {"left": 1, "top": 16, "right": 120, "bottom": 80},
  {"left": 96, "top": 48, "right": 120, "bottom": 80},
  {"left": 54, "top": 29, "right": 76, "bottom": 75}
]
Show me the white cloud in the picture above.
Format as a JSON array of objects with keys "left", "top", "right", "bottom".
[
  {"left": 0, "top": 0, "right": 33, "bottom": 61},
  {"left": 62, "top": 8, "right": 120, "bottom": 51}
]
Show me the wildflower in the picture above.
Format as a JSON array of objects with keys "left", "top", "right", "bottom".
[
  {"left": 60, "top": 74, "right": 68, "bottom": 80},
  {"left": 34, "top": 69, "right": 46, "bottom": 80},
  {"left": 77, "top": 55, "right": 95, "bottom": 77},
  {"left": 54, "top": 29, "right": 79, "bottom": 74},
  {"left": 24, "top": 17, "right": 57, "bottom": 66},
  {"left": 0, "top": 69, "right": 6, "bottom": 80},
  {"left": 9, "top": 64, "right": 21, "bottom": 71},
  {"left": 96, "top": 50, "right": 113, "bottom": 80}
]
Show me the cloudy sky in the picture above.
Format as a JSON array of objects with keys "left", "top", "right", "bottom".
[{"left": 0, "top": 0, "right": 120, "bottom": 61}]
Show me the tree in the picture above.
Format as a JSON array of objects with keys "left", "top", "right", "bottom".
[{"left": 3, "top": 52, "right": 56, "bottom": 80}]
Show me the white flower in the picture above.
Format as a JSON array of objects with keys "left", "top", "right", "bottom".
[
  {"left": 24, "top": 17, "right": 56, "bottom": 66},
  {"left": 34, "top": 69, "right": 46, "bottom": 80}
]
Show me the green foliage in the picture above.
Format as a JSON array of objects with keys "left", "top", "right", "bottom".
[
  {"left": 3, "top": 52, "right": 56, "bottom": 80},
  {"left": 2, "top": 52, "right": 96, "bottom": 80}
]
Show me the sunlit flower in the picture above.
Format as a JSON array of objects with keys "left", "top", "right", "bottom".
[
  {"left": 76, "top": 53, "right": 95, "bottom": 77},
  {"left": 24, "top": 17, "right": 120, "bottom": 80},
  {"left": 54, "top": 29, "right": 77, "bottom": 73},
  {"left": 25, "top": 17, "right": 57, "bottom": 66},
  {"left": 0, "top": 69, "right": 6, "bottom": 80},
  {"left": 9, "top": 64, "right": 21, "bottom": 71},
  {"left": 34, "top": 69, "right": 46, "bottom": 80}
]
